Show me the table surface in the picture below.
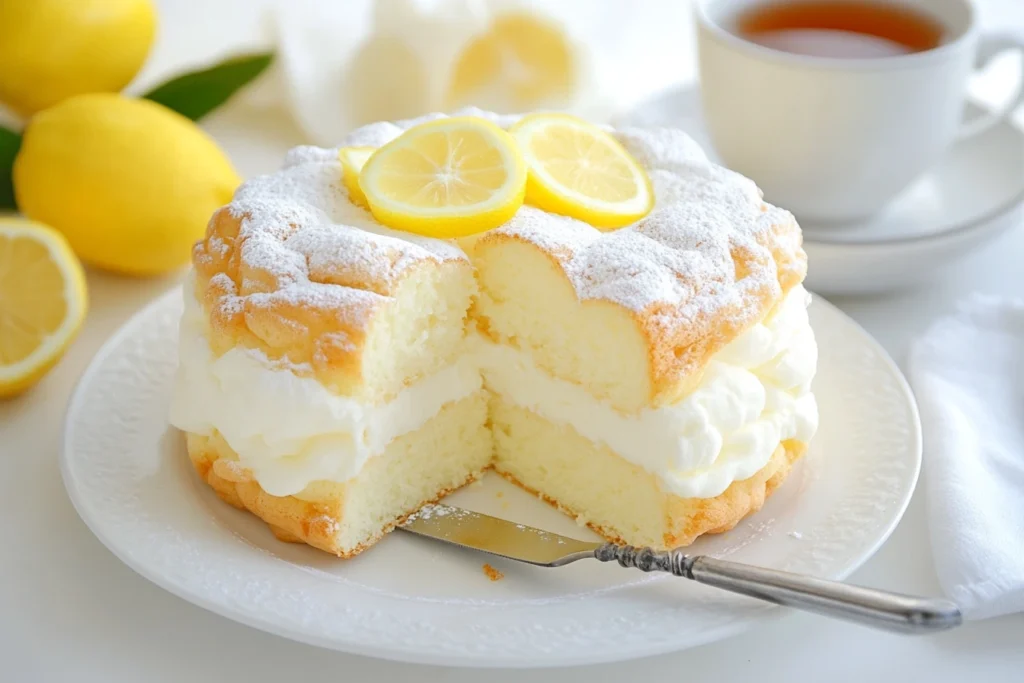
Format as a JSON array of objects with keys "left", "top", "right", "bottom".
[{"left": 3, "top": 1, "right": 1024, "bottom": 681}]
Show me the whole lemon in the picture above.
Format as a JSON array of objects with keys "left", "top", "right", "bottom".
[
  {"left": 0, "top": 0, "right": 157, "bottom": 117},
  {"left": 14, "top": 94, "right": 241, "bottom": 275}
]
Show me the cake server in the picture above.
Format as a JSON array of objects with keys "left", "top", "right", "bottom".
[{"left": 399, "top": 504, "right": 961, "bottom": 634}]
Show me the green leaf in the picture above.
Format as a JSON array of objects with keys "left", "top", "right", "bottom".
[
  {"left": 143, "top": 52, "right": 274, "bottom": 121},
  {"left": 0, "top": 125, "right": 21, "bottom": 211}
]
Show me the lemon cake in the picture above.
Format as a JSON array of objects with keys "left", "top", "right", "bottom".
[{"left": 169, "top": 109, "right": 817, "bottom": 557}]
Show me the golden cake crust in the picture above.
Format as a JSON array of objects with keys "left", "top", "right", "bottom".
[
  {"left": 468, "top": 121, "right": 806, "bottom": 408},
  {"left": 471, "top": 225, "right": 803, "bottom": 408},
  {"left": 192, "top": 201, "right": 471, "bottom": 399},
  {"left": 498, "top": 441, "right": 806, "bottom": 548},
  {"left": 187, "top": 431, "right": 486, "bottom": 558},
  {"left": 187, "top": 429, "right": 806, "bottom": 554}
]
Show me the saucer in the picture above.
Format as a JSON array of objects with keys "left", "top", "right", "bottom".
[{"left": 619, "top": 87, "right": 1024, "bottom": 295}]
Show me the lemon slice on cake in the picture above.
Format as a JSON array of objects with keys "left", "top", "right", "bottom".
[
  {"left": 359, "top": 117, "right": 526, "bottom": 238},
  {"left": 339, "top": 146, "right": 375, "bottom": 208},
  {"left": 0, "top": 219, "right": 87, "bottom": 397},
  {"left": 510, "top": 113, "right": 653, "bottom": 229}
]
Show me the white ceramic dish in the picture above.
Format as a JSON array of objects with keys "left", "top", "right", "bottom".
[
  {"left": 61, "top": 288, "right": 921, "bottom": 668},
  {"left": 620, "top": 87, "right": 1024, "bottom": 295}
]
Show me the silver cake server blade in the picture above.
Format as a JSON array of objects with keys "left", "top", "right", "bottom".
[
  {"left": 401, "top": 503, "right": 601, "bottom": 566},
  {"left": 399, "top": 504, "right": 962, "bottom": 635}
]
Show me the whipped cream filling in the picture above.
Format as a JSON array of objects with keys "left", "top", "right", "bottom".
[
  {"left": 479, "top": 285, "right": 818, "bottom": 498},
  {"left": 171, "top": 284, "right": 817, "bottom": 501},
  {"left": 169, "top": 291, "right": 482, "bottom": 497}
]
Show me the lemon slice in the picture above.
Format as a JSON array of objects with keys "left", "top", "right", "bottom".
[
  {"left": 446, "top": 13, "right": 575, "bottom": 111},
  {"left": 339, "top": 146, "right": 375, "bottom": 208},
  {"left": 510, "top": 113, "right": 653, "bottom": 230},
  {"left": 0, "top": 219, "right": 87, "bottom": 397},
  {"left": 359, "top": 117, "right": 526, "bottom": 238}
]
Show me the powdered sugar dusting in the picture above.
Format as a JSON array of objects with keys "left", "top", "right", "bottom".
[
  {"left": 213, "top": 108, "right": 802, "bottom": 337},
  {"left": 218, "top": 127, "right": 466, "bottom": 320},
  {"left": 616, "top": 127, "right": 710, "bottom": 168},
  {"left": 406, "top": 504, "right": 470, "bottom": 522},
  {"left": 490, "top": 121, "right": 800, "bottom": 328}
]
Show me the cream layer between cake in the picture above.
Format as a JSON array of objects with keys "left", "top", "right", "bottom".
[
  {"left": 170, "top": 285, "right": 482, "bottom": 497},
  {"left": 479, "top": 284, "right": 817, "bottom": 499},
  {"left": 170, "top": 281, "right": 817, "bottom": 500}
]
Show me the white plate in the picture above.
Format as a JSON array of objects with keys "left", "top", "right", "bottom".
[
  {"left": 620, "top": 87, "right": 1024, "bottom": 296},
  {"left": 61, "top": 288, "right": 921, "bottom": 668}
]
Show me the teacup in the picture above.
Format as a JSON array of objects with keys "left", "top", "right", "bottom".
[{"left": 695, "top": 0, "right": 1024, "bottom": 223}]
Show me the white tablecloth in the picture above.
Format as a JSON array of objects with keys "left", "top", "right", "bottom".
[{"left": 2, "top": 1, "right": 1023, "bottom": 680}]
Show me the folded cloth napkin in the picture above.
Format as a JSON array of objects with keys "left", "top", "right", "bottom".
[{"left": 909, "top": 295, "right": 1024, "bottom": 620}]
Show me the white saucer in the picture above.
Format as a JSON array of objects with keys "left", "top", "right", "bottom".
[
  {"left": 620, "top": 87, "right": 1024, "bottom": 295},
  {"left": 61, "top": 288, "right": 921, "bottom": 667}
]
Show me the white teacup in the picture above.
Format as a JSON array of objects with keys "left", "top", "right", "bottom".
[{"left": 696, "top": 0, "right": 1024, "bottom": 223}]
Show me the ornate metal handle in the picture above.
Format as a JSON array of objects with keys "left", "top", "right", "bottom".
[{"left": 594, "top": 544, "right": 962, "bottom": 634}]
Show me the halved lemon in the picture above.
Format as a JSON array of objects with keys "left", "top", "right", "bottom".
[
  {"left": 339, "top": 146, "right": 375, "bottom": 208},
  {"left": 446, "top": 12, "right": 575, "bottom": 112},
  {"left": 510, "top": 113, "right": 653, "bottom": 230},
  {"left": 0, "top": 218, "right": 87, "bottom": 397},
  {"left": 359, "top": 117, "right": 526, "bottom": 238}
]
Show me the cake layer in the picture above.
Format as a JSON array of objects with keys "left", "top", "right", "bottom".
[
  {"left": 479, "top": 284, "right": 817, "bottom": 498},
  {"left": 466, "top": 117, "right": 807, "bottom": 412},
  {"left": 191, "top": 110, "right": 806, "bottom": 411},
  {"left": 170, "top": 287, "right": 482, "bottom": 497},
  {"left": 491, "top": 397, "right": 808, "bottom": 548},
  {"left": 193, "top": 152, "right": 477, "bottom": 403},
  {"left": 187, "top": 391, "right": 493, "bottom": 557}
]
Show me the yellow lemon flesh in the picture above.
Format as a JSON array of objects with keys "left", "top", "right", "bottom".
[
  {"left": 14, "top": 94, "right": 241, "bottom": 276},
  {"left": 446, "top": 12, "right": 575, "bottom": 112},
  {"left": 339, "top": 146, "right": 375, "bottom": 209},
  {"left": 359, "top": 117, "right": 526, "bottom": 238},
  {"left": 0, "top": 219, "right": 87, "bottom": 397},
  {"left": 0, "top": 0, "right": 157, "bottom": 117},
  {"left": 510, "top": 113, "right": 653, "bottom": 230}
]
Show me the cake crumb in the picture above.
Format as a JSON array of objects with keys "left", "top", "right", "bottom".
[
  {"left": 483, "top": 563, "right": 504, "bottom": 581},
  {"left": 788, "top": 531, "right": 804, "bottom": 540},
  {"left": 495, "top": 491, "right": 504, "bottom": 498}
]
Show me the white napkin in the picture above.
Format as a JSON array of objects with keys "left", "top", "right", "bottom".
[
  {"left": 909, "top": 296, "right": 1024, "bottom": 620},
  {"left": 266, "top": 0, "right": 695, "bottom": 146}
]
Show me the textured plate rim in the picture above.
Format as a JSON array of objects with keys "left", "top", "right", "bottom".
[{"left": 60, "top": 288, "right": 921, "bottom": 668}]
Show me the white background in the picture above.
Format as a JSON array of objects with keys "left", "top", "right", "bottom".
[{"left": 1, "top": 1, "right": 1023, "bottom": 681}]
